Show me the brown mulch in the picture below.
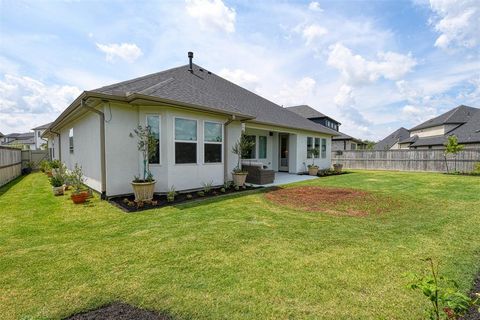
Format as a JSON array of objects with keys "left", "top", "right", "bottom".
[
  {"left": 264, "top": 186, "right": 389, "bottom": 217},
  {"left": 64, "top": 302, "right": 174, "bottom": 320},
  {"left": 463, "top": 272, "right": 480, "bottom": 320}
]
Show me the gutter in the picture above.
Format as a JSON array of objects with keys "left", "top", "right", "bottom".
[
  {"left": 82, "top": 98, "right": 107, "bottom": 200},
  {"left": 223, "top": 115, "right": 236, "bottom": 182}
]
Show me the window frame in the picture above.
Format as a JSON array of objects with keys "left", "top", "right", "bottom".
[
  {"left": 258, "top": 136, "right": 267, "bottom": 159},
  {"left": 243, "top": 135, "right": 257, "bottom": 160},
  {"left": 314, "top": 137, "right": 320, "bottom": 158},
  {"left": 321, "top": 138, "right": 327, "bottom": 158},
  {"left": 69, "top": 128, "right": 74, "bottom": 153},
  {"left": 146, "top": 114, "right": 161, "bottom": 165},
  {"left": 306, "top": 136, "right": 313, "bottom": 158},
  {"left": 174, "top": 117, "right": 198, "bottom": 165},
  {"left": 203, "top": 121, "right": 223, "bottom": 164}
]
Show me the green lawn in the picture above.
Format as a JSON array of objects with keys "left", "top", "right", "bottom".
[{"left": 1, "top": 171, "right": 479, "bottom": 319}]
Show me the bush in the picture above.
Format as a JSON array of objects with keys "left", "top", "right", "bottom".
[
  {"left": 49, "top": 175, "right": 64, "bottom": 187},
  {"left": 474, "top": 162, "right": 480, "bottom": 174},
  {"left": 197, "top": 191, "right": 205, "bottom": 197},
  {"left": 167, "top": 186, "right": 176, "bottom": 202}
]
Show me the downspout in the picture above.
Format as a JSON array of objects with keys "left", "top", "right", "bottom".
[
  {"left": 82, "top": 98, "right": 107, "bottom": 200},
  {"left": 49, "top": 129, "right": 61, "bottom": 161},
  {"left": 223, "top": 115, "right": 236, "bottom": 182}
]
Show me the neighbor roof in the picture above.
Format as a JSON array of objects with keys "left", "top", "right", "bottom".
[
  {"left": 32, "top": 122, "right": 52, "bottom": 130},
  {"left": 374, "top": 127, "right": 410, "bottom": 150},
  {"left": 92, "top": 66, "right": 338, "bottom": 136},
  {"left": 410, "top": 105, "right": 478, "bottom": 131},
  {"left": 287, "top": 105, "right": 341, "bottom": 125},
  {"left": 332, "top": 131, "right": 363, "bottom": 144}
]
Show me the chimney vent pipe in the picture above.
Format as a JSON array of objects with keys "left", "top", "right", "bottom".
[{"left": 188, "top": 52, "right": 193, "bottom": 72}]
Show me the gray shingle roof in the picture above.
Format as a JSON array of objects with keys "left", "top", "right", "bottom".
[
  {"left": 447, "top": 108, "right": 480, "bottom": 144},
  {"left": 410, "top": 136, "right": 446, "bottom": 147},
  {"left": 410, "top": 105, "right": 478, "bottom": 131},
  {"left": 32, "top": 122, "right": 52, "bottom": 130},
  {"left": 374, "top": 127, "right": 410, "bottom": 150},
  {"left": 93, "top": 65, "right": 339, "bottom": 135},
  {"left": 332, "top": 131, "right": 363, "bottom": 144},
  {"left": 286, "top": 105, "right": 327, "bottom": 119}
]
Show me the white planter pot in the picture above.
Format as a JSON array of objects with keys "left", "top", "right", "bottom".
[
  {"left": 308, "top": 167, "right": 319, "bottom": 176},
  {"left": 232, "top": 173, "right": 248, "bottom": 187},
  {"left": 131, "top": 180, "right": 156, "bottom": 202}
]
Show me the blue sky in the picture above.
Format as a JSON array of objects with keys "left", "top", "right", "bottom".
[{"left": 0, "top": 0, "right": 479, "bottom": 140}]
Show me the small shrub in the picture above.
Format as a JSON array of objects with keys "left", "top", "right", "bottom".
[
  {"left": 39, "top": 160, "right": 50, "bottom": 173},
  {"left": 474, "top": 162, "right": 480, "bottom": 174},
  {"left": 49, "top": 175, "right": 64, "bottom": 187},
  {"left": 220, "top": 187, "right": 226, "bottom": 193},
  {"left": 122, "top": 198, "right": 130, "bottom": 204},
  {"left": 50, "top": 159, "right": 62, "bottom": 169},
  {"left": 186, "top": 194, "right": 193, "bottom": 200},
  {"left": 202, "top": 180, "right": 213, "bottom": 194},
  {"left": 167, "top": 186, "right": 176, "bottom": 202},
  {"left": 197, "top": 191, "right": 205, "bottom": 197},
  {"left": 151, "top": 200, "right": 158, "bottom": 206},
  {"left": 223, "top": 181, "right": 233, "bottom": 189},
  {"left": 407, "top": 258, "right": 479, "bottom": 320},
  {"left": 234, "top": 186, "right": 240, "bottom": 191}
]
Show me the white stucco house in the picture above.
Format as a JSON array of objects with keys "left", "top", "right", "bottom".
[
  {"left": 44, "top": 53, "right": 338, "bottom": 198},
  {"left": 32, "top": 122, "right": 52, "bottom": 150}
]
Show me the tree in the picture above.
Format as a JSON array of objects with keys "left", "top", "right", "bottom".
[
  {"left": 362, "top": 140, "right": 376, "bottom": 150},
  {"left": 444, "top": 135, "right": 464, "bottom": 173},
  {"left": 132, "top": 125, "right": 157, "bottom": 181},
  {"left": 231, "top": 133, "right": 255, "bottom": 173}
]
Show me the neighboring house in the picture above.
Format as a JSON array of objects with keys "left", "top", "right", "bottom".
[
  {"left": 32, "top": 122, "right": 52, "bottom": 150},
  {"left": 44, "top": 53, "right": 338, "bottom": 198},
  {"left": 401, "top": 105, "right": 480, "bottom": 149},
  {"left": 287, "top": 105, "right": 366, "bottom": 151},
  {"left": 1, "top": 132, "right": 36, "bottom": 150},
  {"left": 374, "top": 127, "right": 410, "bottom": 150}
]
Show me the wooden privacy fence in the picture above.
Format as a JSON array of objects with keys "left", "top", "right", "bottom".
[
  {"left": 21, "top": 149, "right": 49, "bottom": 168},
  {"left": 0, "top": 146, "right": 22, "bottom": 187},
  {"left": 332, "top": 149, "right": 480, "bottom": 173}
]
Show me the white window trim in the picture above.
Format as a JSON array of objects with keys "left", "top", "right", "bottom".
[
  {"left": 146, "top": 114, "right": 161, "bottom": 166},
  {"left": 174, "top": 116, "right": 198, "bottom": 165},
  {"left": 321, "top": 138, "right": 327, "bottom": 159},
  {"left": 314, "top": 137, "right": 321, "bottom": 159},
  {"left": 203, "top": 120, "right": 224, "bottom": 164},
  {"left": 307, "top": 136, "right": 313, "bottom": 159},
  {"left": 69, "top": 128, "right": 74, "bottom": 153}
]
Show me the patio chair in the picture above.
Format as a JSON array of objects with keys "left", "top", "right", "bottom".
[{"left": 242, "top": 162, "right": 275, "bottom": 185}]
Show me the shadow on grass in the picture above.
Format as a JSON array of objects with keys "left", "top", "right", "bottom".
[{"left": 0, "top": 174, "right": 27, "bottom": 197}]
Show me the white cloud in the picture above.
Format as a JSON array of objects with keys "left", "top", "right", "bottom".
[
  {"left": 302, "top": 24, "right": 328, "bottom": 45},
  {"left": 327, "top": 43, "right": 417, "bottom": 86},
  {"left": 308, "top": 1, "right": 323, "bottom": 11},
  {"left": 0, "top": 73, "right": 81, "bottom": 133},
  {"left": 333, "top": 84, "right": 371, "bottom": 127},
  {"left": 275, "top": 77, "right": 317, "bottom": 106},
  {"left": 429, "top": 0, "right": 480, "bottom": 50},
  {"left": 185, "top": 0, "right": 236, "bottom": 33},
  {"left": 0, "top": 74, "right": 80, "bottom": 115},
  {"left": 401, "top": 104, "right": 437, "bottom": 123},
  {"left": 96, "top": 42, "right": 143, "bottom": 63},
  {"left": 218, "top": 68, "right": 259, "bottom": 91}
]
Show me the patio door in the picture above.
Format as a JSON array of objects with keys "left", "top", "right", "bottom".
[{"left": 279, "top": 134, "right": 289, "bottom": 172}]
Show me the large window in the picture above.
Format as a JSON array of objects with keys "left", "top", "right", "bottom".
[
  {"left": 307, "top": 137, "right": 313, "bottom": 158},
  {"left": 314, "top": 138, "right": 320, "bottom": 158},
  {"left": 147, "top": 115, "right": 160, "bottom": 164},
  {"left": 243, "top": 135, "right": 256, "bottom": 159},
  {"left": 258, "top": 136, "right": 267, "bottom": 159},
  {"left": 175, "top": 118, "right": 197, "bottom": 164},
  {"left": 321, "top": 138, "right": 327, "bottom": 158},
  {"left": 69, "top": 128, "right": 74, "bottom": 153},
  {"left": 204, "top": 121, "right": 222, "bottom": 163}
]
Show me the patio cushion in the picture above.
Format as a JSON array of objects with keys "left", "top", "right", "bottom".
[{"left": 243, "top": 165, "right": 275, "bottom": 185}]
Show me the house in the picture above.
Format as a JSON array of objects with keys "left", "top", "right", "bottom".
[
  {"left": 287, "top": 105, "right": 366, "bottom": 151},
  {"left": 400, "top": 105, "right": 480, "bottom": 149},
  {"left": 374, "top": 127, "right": 410, "bottom": 150},
  {"left": 44, "top": 53, "right": 338, "bottom": 198},
  {"left": 32, "top": 122, "right": 52, "bottom": 150},
  {"left": 1, "top": 132, "right": 36, "bottom": 150}
]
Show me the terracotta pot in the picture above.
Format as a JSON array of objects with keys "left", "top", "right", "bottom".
[
  {"left": 71, "top": 192, "right": 88, "bottom": 204},
  {"left": 52, "top": 186, "right": 64, "bottom": 196},
  {"left": 333, "top": 163, "right": 343, "bottom": 173},
  {"left": 46, "top": 171, "right": 53, "bottom": 177},
  {"left": 232, "top": 172, "right": 248, "bottom": 187},
  {"left": 308, "top": 167, "right": 319, "bottom": 176},
  {"left": 131, "top": 180, "right": 156, "bottom": 202}
]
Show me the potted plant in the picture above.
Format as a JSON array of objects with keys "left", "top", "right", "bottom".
[
  {"left": 131, "top": 125, "right": 157, "bottom": 202},
  {"left": 50, "top": 175, "right": 65, "bottom": 196},
  {"left": 307, "top": 148, "right": 320, "bottom": 176},
  {"left": 231, "top": 133, "right": 255, "bottom": 187},
  {"left": 70, "top": 164, "right": 88, "bottom": 204},
  {"left": 333, "top": 163, "right": 343, "bottom": 173}
]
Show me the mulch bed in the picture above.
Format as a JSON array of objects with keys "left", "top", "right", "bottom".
[
  {"left": 64, "top": 302, "right": 174, "bottom": 320},
  {"left": 463, "top": 272, "right": 480, "bottom": 320},
  {"left": 264, "top": 186, "right": 391, "bottom": 217},
  {"left": 110, "top": 185, "right": 261, "bottom": 212}
]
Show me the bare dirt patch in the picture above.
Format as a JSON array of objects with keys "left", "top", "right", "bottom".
[
  {"left": 64, "top": 302, "right": 174, "bottom": 320},
  {"left": 264, "top": 186, "right": 391, "bottom": 217}
]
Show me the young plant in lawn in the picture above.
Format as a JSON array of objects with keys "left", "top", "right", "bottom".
[
  {"left": 444, "top": 135, "right": 464, "bottom": 173},
  {"left": 407, "top": 258, "right": 479, "bottom": 320},
  {"left": 231, "top": 133, "right": 255, "bottom": 186},
  {"left": 131, "top": 125, "right": 157, "bottom": 202}
]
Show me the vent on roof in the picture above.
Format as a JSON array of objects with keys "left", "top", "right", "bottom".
[{"left": 188, "top": 51, "right": 194, "bottom": 72}]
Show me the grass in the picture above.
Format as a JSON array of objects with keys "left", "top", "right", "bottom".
[{"left": 1, "top": 171, "right": 479, "bottom": 319}]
